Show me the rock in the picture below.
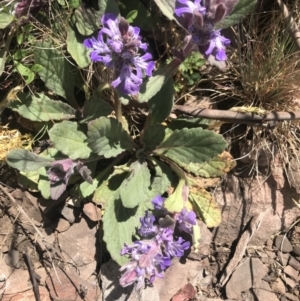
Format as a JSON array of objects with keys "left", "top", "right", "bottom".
[
  {"left": 274, "top": 235, "right": 293, "bottom": 253},
  {"left": 35, "top": 267, "right": 48, "bottom": 286},
  {"left": 225, "top": 258, "right": 268, "bottom": 299},
  {"left": 58, "top": 217, "right": 100, "bottom": 281},
  {"left": 251, "top": 280, "right": 280, "bottom": 301},
  {"left": 46, "top": 267, "right": 100, "bottom": 301},
  {"left": 83, "top": 202, "right": 102, "bottom": 222},
  {"left": 277, "top": 251, "right": 290, "bottom": 266},
  {"left": 270, "top": 278, "right": 286, "bottom": 294},
  {"left": 284, "top": 265, "right": 300, "bottom": 281},
  {"left": 292, "top": 245, "right": 300, "bottom": 256},
  {"left": 1, "top": 286, "right": 51, "bottom": 301},
  {"left": 282, "top": 276, "right": 297, "bottom": 289},
  {"left": 4, "top": 249, "right": 20, "bottom": 269},
  {"left": 61, "top": 205, "right": 79, "bottom": 224},
  {"left": 288, "top": 256, "right": 300, "bottom": 270},
  {"left": 285, "top": 292, "right": 299, "bottom": 301},
  {"left": 171, "top": 283, "right": 195, "bottom": 301},
  {"left": 55, "top": 218, "right": 70, "bottom": 232}
]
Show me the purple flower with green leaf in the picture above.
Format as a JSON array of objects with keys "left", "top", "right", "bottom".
[
  {"left": 152, "top": 195, "right": 165, "bottom": 210},
  {"left": 84, "top": 13, "right": 154, "bottom": 95},
  {"left": 47, "top": 159, "right": 92, "bottom": 200},
  {"left": 120, "top": 207, "right": 194, "bottom": 289}
]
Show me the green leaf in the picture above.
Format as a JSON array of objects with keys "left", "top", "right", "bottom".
[
  {"left": 0, "top": 12, "right": 14, "bottom": 29},
  {"left": 79, "top": 178, "right": 99, "bottom": 198},
  {"left": 82, "top": 89, "right": 113, "bottom": 122},
  {"left": 216, "top": 0, "right": 257, "bottom": 29},
  {"left": 152, "top": 0, "right": 176, "bottom": 22},
  {"left": 18, "top": 170, "right": 40, "bottom": 191},
  {"left": 6, "top": 149, "right": 53, "bottom": 171},
  {"left": 139, "top": 63, "right": 177, "bottom": 103},
  {"left": 14, "top": 61, "right": 35, "bottom": 84},
  {"left": 0, "top": 48, "right": 7, "bottom": 77},
  {"left": 119, "top": 161, "right": 151, "bottom": 208},
  {"left": 67, "top": 25, "right": 91, "bottom": 68},
  {"left": 87, "top": 117, "right": 136, "bottom": 158},
  {"left": 49, "top": 121, "right": 92, "bottom": 160},
  {"left": 154, "top": 128, "right": 227, "bottom": 166},
  {"left": 73, "top": 0, "right": 119, "bottom": 36},
  {"left": 189, "top": 190, "right": 221, "bottom": 228},
  {"left": 38, "top": 168, "right": 51, "bottom": 199},
  {"left": 31, "top": 64, "right": 43, "bottom": 73},
  {"left": 141, "top": 124, "right": 165, "bottom": 151},
  {"left": 93, "top": 168, "right": 128, "bottom": 206},
  {"left": 126, "top": 10, "right": 138, "bottom": 23},
  {"left": 34, "top": 41, "right": 77, "bottom": 107},
  {"left": 149, "top": 158, "right": 177, "bottom": 198},
  {"left": 164, "top": 178, "right": 187, "bottom": 213},
  {"left": 147, "top": 77, "right": 174, "bottom": 124},
  {"left": 69, "top": 0, "right": 81, "bottom": 8},
  {"left": 9, "top": 93, "right": 76, "bottom": 122},
  {"left": 182, "top": 151, "right": 236, "bottom": 177}
]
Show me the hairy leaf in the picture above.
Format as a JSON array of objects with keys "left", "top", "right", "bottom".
[
  {"left": 34, "top": 41, "right": 77, "bottom": 107},
  {"left": 189, "top": 190, "right": 221, "bottom": 228},
  {"left": 216, "top": 0, "right": 257, "bottom": 29},
  {"left": 6, "top": 149, "right": 53, "bottom": 171},
  {"left": 49, "top": 121, "right": 91, "bottom": 160},
  {"left": 147, "top": 77, "right": 174, "bottom": 124},
  {"left": 183, "top": 151, "right": 236, "bottom": 177},
  {"left": 141, "top": 124, "right": 165, "bottom": 151},
  {"left": 154, "top": 128, "right": 227, "bottom": 166},
  {"left": 67, "top": 25, "right": 91, "bottom": 68},
  {"left": 9, "top": 93, "right": 75, "bottom": 121},
  {"left": 152, "top": 0, "right": 176, "bottom": 22},
  {"left": 139, "top": 64, "right": 177, "bottom": 103},
  {"left": 119, "top": 161, "right": 151, "bottom": 208},
  {"left": 87, "top": 117, "right": 136, "bottom": 158}
]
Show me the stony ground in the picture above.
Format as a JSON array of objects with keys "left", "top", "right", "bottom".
[{"left": 0, "top": 155, "right": 300, "bottom": 301}]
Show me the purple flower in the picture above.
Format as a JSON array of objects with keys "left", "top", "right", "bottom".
[
  {"left": 138, "top": 211, "right": 158, "bottom": 238},
  {"left": 119, "top": 240, "right": 169, "bottom": 289},
  {"left": 47, "top": 159, "right": 76, "bottom": 185},
  {"left": 84, "top": 13, "right": 154, "bottom": 95},
  {"left": 175, "top": 0, "right": 231, "bottom": 62},
  {"left": 205, "top": 29, "right": 230, "bottom": 61},
  {"left": 152, "top": 195, "right": 165, "bottom": 210},
  {"left": 175, "top": 208, "right": 197, "bottom": 234},
  {"left": 175, "top": 0, "right": 206, "bottom": 17},
  {"left": 164, "top": 237, "right": 191, "bottom": 257}
]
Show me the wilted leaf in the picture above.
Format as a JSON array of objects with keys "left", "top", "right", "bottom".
[
  {"left": 154, "top": 128, "right": 227, "bottom": 166},
  {"left": 6, "top": 149, "right": 53, "bottom": 171},
  {"left": 49, "top": 121, "right": 91, "bottom": 160},
  {"left": 87, "top": 117, "right": 137, "bottom": 158},
  {"left": 183, "top": 151, "right": 236, "bottom": 177},
  {"left": 141, "top": 124, "right": 165, "bottom": 151},
  {"left": 189, "top": 190, "right": 221, "bottom": 228},
  {"left": 164, "top": 178, "right": 186, "bottom": 213},
  {"left": 9, "top": 93, "right": 76, "bottom": 122},
  {"left": 119, "top": 161, "right": 151, "bottom": 208}
]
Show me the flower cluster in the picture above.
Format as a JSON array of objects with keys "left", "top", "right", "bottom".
[
  {"left": 84, "top": 13, "right": 155, "bottom": 95},
  {"left": 175, "top": 0, "right": 233, "bottom": 61},
  {"left": 119, "top": 196, "right": 196, "bottom": 289}
]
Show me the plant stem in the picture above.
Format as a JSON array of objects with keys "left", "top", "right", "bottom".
[{"left": 113, "top": 89, "right": 123, "bottom": 123}]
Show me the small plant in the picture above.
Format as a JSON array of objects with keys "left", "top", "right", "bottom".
[{"left": 2, "top": 0, "right": 255, "bottom": 290}]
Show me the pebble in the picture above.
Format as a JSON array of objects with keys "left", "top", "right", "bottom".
[
  {"left": 270, "top": 278, "right": 285, "bottom": 294},
  {"left": 274, "top": 235, "right": 293, "bottom": 253},
  {"left": 282, "top": 276, "right": 297, "bottom": 289},
  {"left": 284, "top": 265, "right": 300, "bottom": 281},
  {"left": 285, "top": 292, "right": 299, "bottom": 301},
  {"left": 277, "top": 251, "right": 290, "bottom": 266}
]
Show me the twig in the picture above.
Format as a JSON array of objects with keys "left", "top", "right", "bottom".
[
  {"left": 173, "top": 105, "right": 300, "bottom": 126},
  {"left": 23, "top": 250, "right": 41, "bottom": 301},
  {"left": 277, "top": 0, "right": 300, "bottom": 50},
  {"left": 219, "top": 209, "right": 269, "bottom": 287}
]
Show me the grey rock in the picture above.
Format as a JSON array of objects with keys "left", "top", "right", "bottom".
[{"left": 274, "top": 235, "right": 293, "bottom": 253}]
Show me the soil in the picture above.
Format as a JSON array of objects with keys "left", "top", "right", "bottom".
[{"left": 0, "top": 152, "right": 300, "bottom": 301}]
